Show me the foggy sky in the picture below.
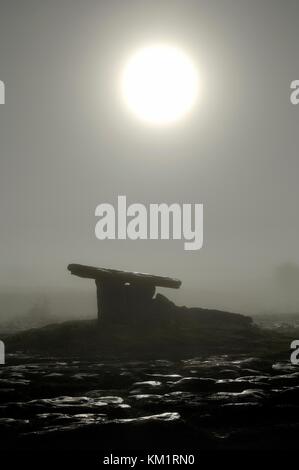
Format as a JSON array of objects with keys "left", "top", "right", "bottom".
[{"left": 1, "top": 0, "right": 299, "bottom": 318}]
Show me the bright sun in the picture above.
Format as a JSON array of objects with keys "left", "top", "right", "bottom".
[{"left": 121, "top": 44, "right": 199, "bottom": 125}]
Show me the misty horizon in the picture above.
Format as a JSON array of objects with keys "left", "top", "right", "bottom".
[{"left": 1, "top": 0, "right": 299, "bottom": 319}]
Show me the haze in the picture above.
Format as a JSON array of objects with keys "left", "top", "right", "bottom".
[{"left": 0, "top": 0, "right": 299, "bottom": 322}]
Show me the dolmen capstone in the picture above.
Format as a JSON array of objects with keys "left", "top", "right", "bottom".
[{"left": 67, "top": 263, "right": 181, "bottom": 325}]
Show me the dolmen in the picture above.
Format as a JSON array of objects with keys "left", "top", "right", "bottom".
[
  {"left": 67, "top": 263, "right": 181, "bottom": 325},
  {"left": 67, "top": 263, "right": 252, "bottom": 331}
]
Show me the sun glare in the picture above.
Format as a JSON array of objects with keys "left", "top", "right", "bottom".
[{"left": 121, "top": 44, "right": 199, "bottom": 125}]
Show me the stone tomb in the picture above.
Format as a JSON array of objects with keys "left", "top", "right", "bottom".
[{"left": 67, "top": 263, "right": 181, "bottom": 324}]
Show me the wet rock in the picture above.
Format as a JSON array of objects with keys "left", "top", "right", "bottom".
[
  {"left": 209, "top": 389, "right": 266, "bottom": 404},
  {"left": 272, "top": 362, "right": 297, "bottom": 373},
  {"left": 215, "top": 379, "right": 256, "bottom": 392},
  {"left": 26, "top": 413, "right": 108, "bottom": 434},
  {"left": 128, "top": 394, "right": 164, "bottom": 409},
  {"left": 2, "top": 352, "right": 299, "bottom": 451},
  {"left": 0, "top": 395, "right": 130, "bottom": 420},
  {"left": 0, "top": 378, "right": 30, "bottom": 386},
  {"left": 115, "top": 411, "right": 181, "bottom": 424},
  {"left": 232, "top": 358, "right": 271, "bottom": 372},
  {"left": 130, "top": 380, "right": 164, "bottom": 394},
  {"left": 84, "top": 392, "right": 124, "bottom": 404},
  {"left": 213, "top": 402, "right": 267, "bottom": 424},
  {"left": 238, "top": 368, "right": 268, "bottom": 377},
  {"left": 0, "top": 417, "right": 30, "bottom": 428},
  {"left": 171, "top": 377, "right": 216, "bottom": 392},
  {"left": 268, "top": 374, "right": 299, "bottom": 388},
  {"left": 217, "top": 369, "right": 239, "bottom": 379},
  {"left": 146, "top": 373, "right": 182, "bottom": 381}
]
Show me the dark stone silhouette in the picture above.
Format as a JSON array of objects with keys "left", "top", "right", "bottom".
[
  {"left": 68, "top": 263, "right": 181, "bottom": 324},
  {"left": 67, "top": 263, "right": 252, "bottom": 331},
  {"left": 6, "top": 264, "right": 257, "bottom": 358}
]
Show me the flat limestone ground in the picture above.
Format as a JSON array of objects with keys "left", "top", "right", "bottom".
[{"left": 1, "top": 300, "right": 297, "bottom": 463}]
